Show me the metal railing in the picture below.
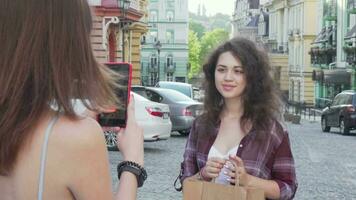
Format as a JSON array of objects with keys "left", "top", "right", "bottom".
[{"left": 284, "top": 101, "right": 321, "bottom": 122}]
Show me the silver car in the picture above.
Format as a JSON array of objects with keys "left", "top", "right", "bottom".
[
  {"left": 143, "top": 87, "right": 203, "bottom": 136},
  {"left": 155, "top": 81, "right": 202, "bottom": 102}
]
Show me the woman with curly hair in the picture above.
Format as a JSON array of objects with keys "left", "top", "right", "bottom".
[{"left": 180, "top": 37, "right": 297, "bottom": 199}]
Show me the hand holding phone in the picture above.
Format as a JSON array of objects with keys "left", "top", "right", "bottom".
[
  {"left": 97, "top": 62, "right": 132, "bottom": 127},
  {"left": 117, "top": 94, "right": 144, "bottom": 166}
]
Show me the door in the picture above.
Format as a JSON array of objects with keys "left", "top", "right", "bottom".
[{"left": 327, "top": 94, "right": 342, "bottom": 126}]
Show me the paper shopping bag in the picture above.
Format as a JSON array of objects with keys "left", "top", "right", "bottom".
[{"left": 183, "top": 178, "right": 264, "bottom": 200}]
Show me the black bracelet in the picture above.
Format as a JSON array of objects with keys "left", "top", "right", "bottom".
[{"left": 117, "top": 161, "right": 147, "bottom": 187}]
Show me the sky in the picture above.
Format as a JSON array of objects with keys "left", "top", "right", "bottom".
[{"left": 188, "top": 0, "right": 235, "bottom": 16}]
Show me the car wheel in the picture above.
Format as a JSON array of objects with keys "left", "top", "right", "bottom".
[
  {"left": 321, "top": 117, "right": 330, "bottom": 132},
  {"left": 178, "top": 130, "right": 190, "bottom": 136},
  {"left": 104, "top": 130, "right": 118, "bottom": 151},
  {"left": 339, "top": 118, "right": 350, "bottom": 135}
]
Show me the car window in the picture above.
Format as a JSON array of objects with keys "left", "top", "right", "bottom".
[
  {"left": 157, "top": 82, "right": 192, "bottom": 98},
  {"left": 131, "top": 87, "right": 148, "bottom": 98},
  {"left": 159, "top": 89, "right": 194, "bottom": 102},
  {"left": 146, "top": 90, "right": 163, "bottom": 103},
  {"left": 332, "top": 95, "right": 341, "bottom": 106},
  {"left": 132, "top": 92, "right": 149, "bottom": 101},
  {"left": 338, "top": 94, "right": 351, "bottom": 105},
  {"left": 344, "top": 95, "right": 352, "bottom": 105}
]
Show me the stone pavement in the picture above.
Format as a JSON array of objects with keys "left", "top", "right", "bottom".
[{"left": 109, "top": 121, "right": 356, "bottom": 200}]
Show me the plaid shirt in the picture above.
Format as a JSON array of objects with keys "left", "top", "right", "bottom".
[{"left": 181, "top": 117, "right": 297, "bottom": 200}]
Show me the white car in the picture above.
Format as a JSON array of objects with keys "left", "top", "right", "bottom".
[
  {"left": 102, "top": 92, "right": 172, "bottom": 150},
  {"left": 133, "top": 92, "right": 172, "bottom": 141}
]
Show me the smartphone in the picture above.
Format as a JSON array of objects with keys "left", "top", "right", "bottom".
[{"left": 97, "top": 62, "right": 132, "bottom": 127}]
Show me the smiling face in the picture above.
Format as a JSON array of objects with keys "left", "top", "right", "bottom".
[{"left": 214, "top": 51, "right": 246, "bottom": 100}]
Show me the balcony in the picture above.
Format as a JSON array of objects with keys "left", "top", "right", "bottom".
[
  {"left": 264, "top": 42, "right": 288, "bottom": 54},
  {"left": 348, "top": 0, "right": 356, "bottom": 14},
  {"left": 309, "top": 46, "right": 336, "bottom": 66},
  {"left": 147, "top": 63, "right": 158, "bottom": 73},
  {"left": 164, "top": 63, "right": 176, "bottom": 73},
  {"left": 343, "top": 45, "right": 356, "bottom": 65},
  {"left": 323, "top": 0, "right": 337, "bottom": 21}
]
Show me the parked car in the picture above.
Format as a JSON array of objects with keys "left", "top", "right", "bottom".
[
  {"left": 321, "top": 90, "right": 356, "bottom": 135},
  {"left": 142, "top": 87, "right": 203, "bottom": 136},
  {"left": 130, "top": 85, "right": 148, "bottom": 98},
  {"left": 155, "top": 81, "right": 202, "bottom": 101},
  {"left": 100, "top": 92, "right": 172, "bottom": 150}
]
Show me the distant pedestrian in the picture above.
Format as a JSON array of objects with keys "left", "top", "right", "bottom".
[
  {"left": 179, "top": 37, "right": 297, "bottom": 199},
  {"left": 0, "top": 0, "right": 145, "bottom": 199}
]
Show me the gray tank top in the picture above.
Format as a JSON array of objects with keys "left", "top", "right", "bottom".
[{"left": 37, "top": 114, "right": 60, "bottom": 200}]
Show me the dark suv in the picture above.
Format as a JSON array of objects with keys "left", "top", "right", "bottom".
[{"left": 321, "top": 90, "right": 356, "bottom": 134}]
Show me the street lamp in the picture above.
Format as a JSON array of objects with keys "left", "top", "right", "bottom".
[
  {"left": 154, "top": 40, "right": 162, "bottom": 84},
  {"left": 120, "top": 0, "right": 131, "bottom": 62}
]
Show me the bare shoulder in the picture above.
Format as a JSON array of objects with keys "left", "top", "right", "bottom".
[
  {"left": 48, "top": 115, "right": 112, "bottom": 199},
  {"left": 52, "top": 115, "right": 106, "bottom": 154}
]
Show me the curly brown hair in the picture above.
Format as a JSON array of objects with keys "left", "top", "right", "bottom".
[{"left": 201, "top": 37, "right": 282, "bottom": 134}]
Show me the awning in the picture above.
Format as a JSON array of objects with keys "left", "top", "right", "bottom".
[
  {"left": 345, "top": 25, "right": 356, "bottom": 39},
  {"left": 323, "top": 69, "right": 351, "bottom": 85},
  {"left": 313, "top": 28, "right": 326, "bottom": 43},
  {"left": 313, "top": 26, "right": 335, "bottom": 44}
]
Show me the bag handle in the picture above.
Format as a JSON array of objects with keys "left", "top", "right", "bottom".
[
  {"left": 232, "top": 160, "right": 245, "bottom": 188},
  {"left": 174, "top": 162, "right": 183, "bottom": 191}
]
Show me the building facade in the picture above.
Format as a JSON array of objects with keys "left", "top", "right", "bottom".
[
  {"left": 287, "top": 0, "right": 318, "bottom": 105},
  {"left": 140, "top": 0, "right": 189, "bottom": 86},
  {"left": 258, "top": 0, "right": 289, "bottom": 99},
  {"left": 310, "top": 0, "right": 354, "bottom": 108},
  {"left": 232, "top": 0, "right": 260, "bottom": 41},
  {"left": 88, "top": 0, "right": 148, "bottom": 84}
]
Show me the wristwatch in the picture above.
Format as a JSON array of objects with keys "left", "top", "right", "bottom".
[{"left": 117, "top": 161, "right": 147, "bottom": 187}]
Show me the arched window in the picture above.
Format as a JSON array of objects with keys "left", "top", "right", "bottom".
[
  {"left": 150, "top": 10, "right": 158, "bottom": 22},
  {"left": 166, "top": 54, "right": 173, "bottom": 66},
  {"left": 166, "top": 11, "right": 174, "bottom": 22},
  {"left": 166, "top": 55, "right": 174, "bottom": 81}
]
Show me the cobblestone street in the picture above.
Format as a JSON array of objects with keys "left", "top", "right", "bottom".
[{"left": 109, "top": 119, "right": 356, "bottom": 200}]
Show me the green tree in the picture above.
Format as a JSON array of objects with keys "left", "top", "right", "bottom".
[
  {"left": 189, "top": 20, "right": 206, "bottom": 39},
  {"left": 199, "top": 29, "right": 229, "bottom": 66},
  {"left": 210, "top": 13, "right": 231, "bottom": 33},
  {"left": 188, "top": 31, "right": 201, "bottom": 79}
]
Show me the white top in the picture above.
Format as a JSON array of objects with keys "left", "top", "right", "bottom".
[{"left": 207, "top": 145, "right": 239, "bottom": 184}]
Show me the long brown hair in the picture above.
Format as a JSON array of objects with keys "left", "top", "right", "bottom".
[
  {"left": 201, "top": 37, "right": 282, "bottom": 134},
  {"left": 0, "top": 0, "right": 118, "bottom": 175}
]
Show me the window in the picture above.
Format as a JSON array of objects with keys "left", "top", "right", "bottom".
[
  {"left": 150, "top": 10, "right": 158, "bottom": 22},
  {"left": 149, "top": 73, "right": 156, "bottom": 86},
  {"left": 146, "top": 90, "right": 163, "bottom": 103},
  {"left": 166, "top": 11, "right": 174, "bottom": 21},
  {"left": 166, "top": 73, "right": 173, "bottom": 81},
  {"left": 150, "top": 54, "right": 157, "bottom": 67},
  {"left": 166, "top": 55, "right": 173, "bottom": 65},
  {"left": 166, "top": 30, "right": 174, "bottom": 43},
  {"left": 175, "top": 76, "right": 186, "bottom": 83},
  {"left": 150, "top": 30, "right": 158, "bottom": 42}
]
